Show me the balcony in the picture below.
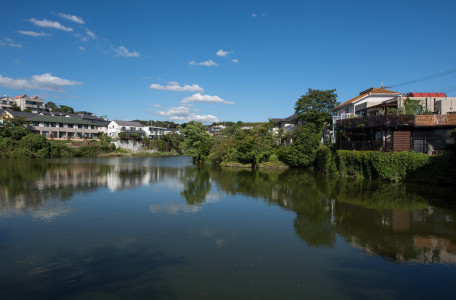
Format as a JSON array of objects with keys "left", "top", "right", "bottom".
[{"left": 335, "top": 114, "right": 456, "bottom": 129}]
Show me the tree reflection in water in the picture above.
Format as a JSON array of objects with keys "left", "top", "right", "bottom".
[{"left": 1, "top": 157, "right": 455, "bottom": 264}]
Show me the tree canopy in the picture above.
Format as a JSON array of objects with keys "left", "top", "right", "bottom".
[
  {"left": 295, "top": 88, "right": 338, "bottom": 129},
  {"left": 180, "top": 121, "right": 212, "bottom": 162}
]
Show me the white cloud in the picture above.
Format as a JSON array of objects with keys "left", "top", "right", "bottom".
[
  {"left": 155, "top": 106, "right": 219, "bottom": 123},
  {"left": 0, "top": 73, "right": 82, "bottom": 91},
  {"left": 149, "top": 82, "right": 204, "bottom": 93},
  {"left": 1, "top": 37, "right": 23, "bottom": 48},
  {"left": 171, "top": 114, "right": 219, "bottom": 123},
  {"left": 17, "top": 30, "right": 49, "bottom": 37},
  {"left": 189, "top": 59, "right": 218, "bottom": 67},
  {"left": 216, "top": 49, "right": 230, "bottom": 57},
  {"left": 114, "top": 45, "right": 140, "bottom": 57},
  {"left": 181, "top": 93, "right": 234, "bottom": 104},
  {"left": 8, "top": 43, "right": 23, "bottom": 48},
  {"left": 78, "top": 46, "right": 85, "bottom": 51},
  {"left": 58, "top": 13, "right": 84, "bottom": 24},
  {"left": 168, "top": 81, "right": 178, "bottom": 85},
  {"left": 251, "top": 13, "right": 257, "bottom": 17},
  {"left": 156, "top": 106, "right": 191, "bottom": 116},
  {"left": 28, "top": 18, "right": 73, "bottom": 32},
  {"left": 86, "top": 29, "right": 96, "bottom": 39},
  {"left": 200, "top": 59, "right": 218, "bottom": 66},
  {"left": 151, "top": 104, "right": 161, "bottom": 107},
  {"left": 232, "top": 59, "right": 239, "bottom": 63}
]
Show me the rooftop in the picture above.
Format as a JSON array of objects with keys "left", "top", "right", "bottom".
[
  {"left": 333, "top": 87, "right": 401, "bottom": 110},
  {"left": 29, "top": 115, "right": 99, "bottom": 126},
  {"left": 112, "top": 120, "right": 144, "bottom": 127}
]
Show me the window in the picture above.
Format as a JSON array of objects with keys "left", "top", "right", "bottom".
[{"left": 68, "top": 124, "right": 73, "bottom": 128}]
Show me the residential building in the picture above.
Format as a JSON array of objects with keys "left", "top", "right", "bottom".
[
  {"left": 0, "top": 97, "right": 16, "bottom": 110},
  {"left": 143, "top": 126, "right": 167, "bottom": 139},
  {"left": 402, "top": 92, "right": 456, "bottom": 115},
  {"left": 332, "top": 87, "right": 456, "bottom": 154},
  {"left": 270, "top": 114, "right": 303, "bottom": 134},
  {"left": 108, "top": 120, "right": 146, "bottom": 138},
  {"left": 29, "top": 115, "right": 98, "bottom": 139},
  {"left": 1, "top": 110, "right": 38, "bottom": 122},
  {"left": 12, "top": 95, "right": 46, "bottom": 113}
]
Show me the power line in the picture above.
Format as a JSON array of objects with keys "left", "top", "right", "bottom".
[{"left": 391, "top": 67, "right": 456, "bottom": 88}]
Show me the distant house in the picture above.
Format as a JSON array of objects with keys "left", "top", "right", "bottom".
[
  {"left": 0, "top": 97, "right": 15, "bottom": 110},
  {"left": 108, "top": 120, "right": 146, "bottom": 138},
  {"left": 1, "top": 95, "right": 46, "bottom": 113},
  {"left": 29, "top": 115, "right": 98, "bottom": 139},
  {"left": 143, "top": 126, "right": 167, "bottom": 139},
  {"left": 12, "top": 95, "right": 46, "bottom": 113},
  {"left": 1, "top": 110, "right": 38, "bottom": 122},
  {"left": 332, "top": 87, "right": 456, "bottom": 154}
]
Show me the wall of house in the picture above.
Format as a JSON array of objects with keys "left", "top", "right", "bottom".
[
  {"left": 31, "top": 122, "right": 98, "bottom": 139},
  {"left": 435, "top": 99, "right": 456, "bottom": 114},
  {"left": 404, "top": 97, "right": 455, "bottom": 114}
]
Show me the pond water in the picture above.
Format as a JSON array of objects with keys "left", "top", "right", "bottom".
[{"left": 0, "top": 156, "right": 455, "bottom": 299}]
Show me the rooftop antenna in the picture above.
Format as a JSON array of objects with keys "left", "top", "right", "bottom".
[{"left": 380, "top": 81, "right": 391, "bottom": 89}]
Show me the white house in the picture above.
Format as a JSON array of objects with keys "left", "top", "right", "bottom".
[
  {"left": 108, "top": 120, "right": 146, "bottom": 138},
  {"left": 143, "top": 126, "right": 167, "bottom": 139},
  {"left": 332, "top": 87, "right": 402, "bottom": 121}
]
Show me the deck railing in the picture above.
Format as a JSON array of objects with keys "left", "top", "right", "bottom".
[{"left": 335, "top": 114, "right": 456, "bottom": 129}]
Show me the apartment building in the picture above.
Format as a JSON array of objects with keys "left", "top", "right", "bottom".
[{"left": 29, "top": 115, "right": 98, "bottom": 139}]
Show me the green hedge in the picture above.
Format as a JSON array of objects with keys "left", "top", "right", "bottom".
[{"left": 315, "top": 147, "right": 432, "bottom": 181}]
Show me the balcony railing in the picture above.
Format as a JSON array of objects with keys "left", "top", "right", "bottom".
[{"left": 335, "top": 114, "right": 456, "bottom": 129}]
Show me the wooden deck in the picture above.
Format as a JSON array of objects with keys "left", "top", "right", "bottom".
[{"left": 336, "top": 114, "right": 456, "bottom": 129}]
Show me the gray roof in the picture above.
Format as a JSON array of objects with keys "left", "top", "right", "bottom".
[
  {"left": 283, "top": 114, "right": 298, "bottom": 122},
  {"left": 5, "top": 110, "right": 39, "bottom": 119},
  {"left": 113, "top": 120, "right": 143, "bottom": 127},
  {"left": 29, "top": 115, "right": 98, "bottom": 126}
]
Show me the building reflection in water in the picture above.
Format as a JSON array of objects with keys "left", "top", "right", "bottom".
[{"left": 1, "top": 158, "right": 455, "bottom": 264}]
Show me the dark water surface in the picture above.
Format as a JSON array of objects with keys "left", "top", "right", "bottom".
[{"left": 0, "top": 156, "right": 455, "bottom": 299}]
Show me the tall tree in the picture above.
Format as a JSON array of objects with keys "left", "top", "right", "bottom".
[
  {"left": 46, "top": 101, "right": 59, "bottom": 111},
  {"left": 59, "top": 105, "right": 74, "bottom": 114},
  {"left": 295, "top": 89, "right": 338, "bottom": 129},
  {"left": 180, "top": 121, "right": 212, "bottom": 162}
]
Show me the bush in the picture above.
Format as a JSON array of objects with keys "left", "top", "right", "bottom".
[
  {"left": 315, "top": 146, "right": 337, "bottom": 174},
  {"left": 19, "top": 134, "right": 48, "bottom": 152},
  {"left": 335, "top": 150, "right": 430, "bottom": 181}
]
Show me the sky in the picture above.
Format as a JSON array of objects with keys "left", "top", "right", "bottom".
[{"left": 1, "top": 0, "right": 455, "bottom": 123}]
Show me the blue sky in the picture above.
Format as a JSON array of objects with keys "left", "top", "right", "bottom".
[{"left": 1, "top": 0, "right": 455, "bottom": 123}]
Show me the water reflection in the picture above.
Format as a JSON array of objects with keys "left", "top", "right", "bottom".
[{"left": 1, "top": 157, "right": 455, "bottom": 265}]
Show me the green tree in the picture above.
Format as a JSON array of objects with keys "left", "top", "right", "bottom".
[
  {"left": 46, "top": 101, "right": 59, "bottom": 111},
  {"left": 9, "top": 103, "right": 21, "bottom": 111},
  {"left": 180, "top": 121, "right": 212, "bottom": 162},
  {"left": 295, "top": 88, "right": 338, "bottom": 129},
  {"left": 278, "top": 123, "right": 321, "bottom": 167},
  {"left": 59, "top": 105, "right": 74, "bottom": 114}
]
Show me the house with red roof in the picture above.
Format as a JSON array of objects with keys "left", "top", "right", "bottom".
[{"left": 332, "top": 87, "right": 456, "bottom": 154}]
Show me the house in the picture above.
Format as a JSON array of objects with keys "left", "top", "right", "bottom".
[
  {"left": 332, "top": 87, "right": 456, "bottom": 154},
  {"left": 29, "top": 115, "right": 98, "bottom": 139},
  {"left": 108, "top": 120, "right": 146, "bottom": 138},
  {"left": 270, "top": 114, "right": 303, "bottom": 134},
  {"left": 1, "top": 95, "right": 46, "bottom": 113},
  {"left": 0, "top": 97, "right": 15, "bottom": 110},
  {"left": 143, "top": 126, "right": 167, "bottom": 139},
  {"left": 12, "top": 95, "right": 46, "bottom": 113},
  {"left": 1, "top": 110, "right": 38, "bottom": 122}
]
